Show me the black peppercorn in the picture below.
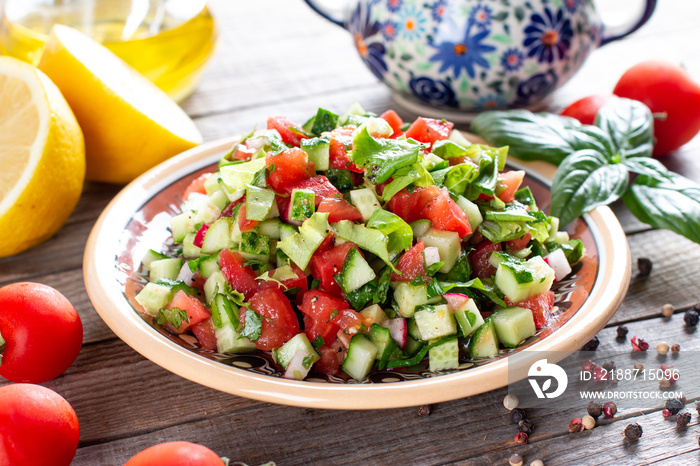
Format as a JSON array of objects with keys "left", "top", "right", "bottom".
[
  {"left": 637, "top": 257, "right": 652, "bottom": 277},
  {"left": 602, "top": 361, "right": 615, "bottom": 372},
  {"left": 616, "top": 325, "right": 628, "bottom": 339},
  {"left": 587, "top": 401, "right": 603, "bottom": 419},
  {"left": 676, "top": 412, "right": 691, "bottom": 428},
  {"left": 684, "top": 310, "right": 699, "bottom": 327},
  {"left": 417, "top": 405, "right": 431, "bottom": 416},
  {"left": 666, "top": 398, "right": 684, "bottom": 415},
  {"left": 581, "top": 336, "right": 599, "bottom": 351},
  {"left": 510, "top": 408, "right": 527, "bottom": 424},
  {"left": 518, "top": 419, "right": 534, "bottom": 434},
  {"left": 624, "top": 423, "right": 643, "bottom": 441}
]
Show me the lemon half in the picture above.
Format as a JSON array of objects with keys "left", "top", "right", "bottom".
[
  {"left": 38, "top": 25, "right": 203, "bottom": 184},
  {"left": 0, "top": 56, "right": 85, "bottom": 257}
]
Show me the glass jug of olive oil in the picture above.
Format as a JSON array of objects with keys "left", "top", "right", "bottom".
[{"left": 0, "top": 0, "right": 216, "bottom": 102}]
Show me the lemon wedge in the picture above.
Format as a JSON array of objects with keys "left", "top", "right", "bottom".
[
  {"left": 0, "top": 56, "right": 85, "bottom": 257},
  {"left": 37, "top": 25, "right": 203, "bottom": 184}
]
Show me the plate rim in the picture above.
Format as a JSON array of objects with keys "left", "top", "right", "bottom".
[{"left": 84, "top": 136, "right": 631, "bottom": 410}]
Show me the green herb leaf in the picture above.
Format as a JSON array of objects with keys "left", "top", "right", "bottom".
[
  {"left": 302, "top": 355, "right": 315, "bottom": 369},
  {"left": 366, "top": 210, "right": 413, "bottom": 254},
  {"left": 344, "top": 281, "right": 377, "bottom": 310},
  {"left": 424, "top": 259, "right": 445, "bottom": 277},
  {"left": 241, "top": 309, "right": 263, "bottom": 341},
  {"left": 310, "top": 108, "right": 339, "bottom": 135},
  {"left": 550, "top": 149, "right": 629, "bottom": 226},
  {"left": 594, "top": 97, "right": 653, "bottom": 159},
  {"left": 351, "top": 127, "right": 424, "bottom": 183},
  {"left": 156, "top": 307, "right": 189, "bottom": 329},
  {"left": 311, "top": 336, "right": 325, "bottom": 348},
  {"left": 373, "top": 265, "right": 393, "bottom": 305}
]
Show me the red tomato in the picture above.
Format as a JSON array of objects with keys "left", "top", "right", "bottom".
[
  {"left": 237, "top": 204, "right": 258, "bottom": 233},
  {"left": 391, "top": 241, "right": 426, "bottom": 282},
  {"left": 266, "top": 147, "right": 313, "bottom": 192},
  {"left": 257, "top": 264, "right": 309, "bottom": 304},
  {"left": 333, "top": 308, "right": 366, "bottom": 333},
  {"left": 404, "top": 117, "right": 453, "bottom": 146},
  {"left": 497, "top": 170, "right": 525, "bottom": 203},
  {"left": 315, "top": 345, "right": 341, "bottom": 375},
  {"left": 469, "top": 240, "right": 502, "bottom": 279},
  {"left": 329, "top": 127, "right": 363, "bottom": 173},
  {"left": 191, "top": 319, "right": 218, "bottom": 351},
  {"left": 309, "top": 242, "right": 360, "bottom": 297},
  {"left": 248, "top": 288, "right": 300, "bottom": 350},
  {"left": 219, "top": 196, "right": 245, "bottom": 218},
  {"left": 422, "top": 191, "right": 472, "bottom": 237},
  {"left": 182, "top": 173, "right": 211, "bottom": 201},
  {"left": 266, "top": 116, "right": 306, "bottom": 147},
  {"left": 124, "top": 441, "right": 224, "bottom": 466},
  {"left": 0, "top": 283, "right": 82, "bottom": 383},
  {"left": 219, "top": 249, "right": 258, "bottom": 300},
  {"left": 317, "top": 197, "right": 363, "bottom": 222},
  {"left": 0, "top": 384, "right": 79, "bottom": 466},
  {"left": 505, "top": 290, "right": 555, "bottom": 329},
  {"left": 303, "top": 314, "right": 339, "bottom": 346},
  {"left": 231, "top": 141, "right": 257, "bottom": 161},
  {"left": 164, "top": 291, "right": 212, "bottom": 334},
  {"left": 504, "top": 232, "right": 532, "bottom": 252},
  {"left": 613, "top": 60, "right": 700, "bottom": 156},
  {"left": 386, "top": 185, "right": 442, "bottom": 223},
  {"left": 300, "top": 289, "right": 350, "bottom": 323},
  {"left": 284, "top": 175, "right": 342, "bottom": 201},
  {"left": 559, "top": 95, "right": 611, "bottom": 125},
  {"left": 380, "top": 109, "right": 404, "bottom": 138}
]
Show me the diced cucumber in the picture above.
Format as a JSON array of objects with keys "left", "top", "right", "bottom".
[
  {"left": 429, "top": 338, "right": 459, "bottom": 371},
  {"left": 209, "top": 190, "right": 229, "bottom": 211},
  {"left": 342, "top": 334, "right": 378, "bottom": 381},
  {"left": 393, "top": 282, "right": 440, "bottom": 318},
  {"left": 203, "top": 172, "right": 220, "bottom": 195},
  {"left": 492, "top": 253, "right": 555, "bottom": 302},
  {"left": 337, "top": 247, "right": 376, "bottom": 293},
  {"left": 198, "top": 253, "right": 221, "bottom": 279},
  {"left": 349, "top": 188, "right": 381, "bottom": 222},
  {"left": 141, "top": 249, "right": 168, "bottom": 269},
  {"left": 204, "top": 270, "right": 228, "bottom": 303},
  {"left": 409, "top": 219, "right": 432, "bottom": 240},
  {"left": 288, "top": 189, "right": 316, "bottom": 222},
  {"left": 469, "top": 318, "right": 500, "bottom": 359},
  {"left": 239, "top": 231, "right": 270, "bottom": 257},
  {"left": 403, "top": 334, "right": 425, "bottom": 357},
  {"left": 219, "top": 157, "right": 267, "bottom": 191},
  {"left": 422, "top": 152, "right": 449, "bottom": 171},
  {"left": 554, "top": 231, "right": 570, "bottom": 244},
  {"left": 135, "top": 283, "right": 174, "bottom": 316},
  {"left": 201, "top": 217, "right": 235, "bottom": 255},
  {"left": 453, "top": 298, "right": 485, "bottom": 337},
  {"left": 182, "top": 232, "right": 204, "bottom": 259},
  {"left": 215, "top": 300, "right": 257, "bottom": 354},
  {"left": 277, "top": 212, "right": 331, "bottom": 270},
  {"left": 246, "top": 185, "right": 276, "bottom": 221},
  {"left": 419, "top": 227, "right": 461, "bottom": 273},
  {"left": 258, "top": 218, "right": 282, "bottom": 240},
  {"left": 359, "top": 304, "right": 388, "bottom": 326},
  {"left": 210, "top": 293, "right": 238, "bottom": 328},
  {"left": 149, "top": 258, "right": 184, "bottom": 283},
  {"left": 455, "top": 195, "right": 483, "bottom": 231},
  {"left": 414, "top": 304, "right": 458, "bottom": 340},
  {"left": 547, "top": 216, "right": 560, "bottom": 241},
  {"left": 272, "top": 333, "right": 320, "bottom": 370},
  {"left": 279, "top": 223, "right": 298, "bottom": 241},
  {"left": 369, "top": 324, "right": 396, "bottom": 369},
  {"left": 356, "top": 116, "right": 393, "bottom": 138},
  {"left": 407, "top": 318, "right": 422, "bottom": 340},
  {"left": 491, "top": 306, "right": 536, "bottom": 348},
  {"left": 448, "top": 129, "right": 472, "bottom": 147},
  {"left": 301, "top": 137, "right": 330, "bottom": 171},
  {"left": 170, "top": 211, "right": 196, "bottom": 243},
  {"left": 193, "top": 198, "right": 222, "bottom": 226}
]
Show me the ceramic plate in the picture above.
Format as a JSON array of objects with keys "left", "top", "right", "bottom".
[{"left": 84, "top": 137, "right": 631, "bottom": 410}]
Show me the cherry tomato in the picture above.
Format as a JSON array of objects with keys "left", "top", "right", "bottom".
[
  {"left": 0, "top": 282, "right": 83, "bottom": 383},
  {"left": 613, "top": 60, "right": 700, "bottom": 156},
  {"left": 0, "top": 383, "right": 79, "bottom": 466},
  {"left": 559, "top": 95, "right": 611, "bottom": 125},
  {"left": 124, "top": 441, "right": 225, "bottom": 466}
]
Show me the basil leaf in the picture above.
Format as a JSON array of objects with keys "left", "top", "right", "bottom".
[
  {"left": 241, "top": 309, "right": 263, "bottom": 341},
  {"left": 431, "top": 139, "right": 468, "bottom": 159},
  {"left": 470, "top": 110, "right": 613, "bottom": 165},
  {"left": 366, "top": 210, "right": 413, "bottom": 254},
  {"left": 551, "top": 149, "right": 629, "bottom": 226},
  {"left": 595, "top": 97, "right": 653, "bottom": 158},
  {"left": 310, "top": 108, "right": 339, "bottom": 135},
  {"left": 624, "top": 156, "right": 670, "bottom": 178},
  {"left": 345, "top": 280, "right": 377, "bottom": 310},
  {"left": 444, "top": 162, "right": 477, "bottom": 196},
  {"left": 623, "top": 171, "right": 700, "bottom": 244},
  {"left": 351, "top": 127, "right": 423, "bottom": 183},
  {"left": 374, "top": 265, "right": 393, "bottom": 305}
]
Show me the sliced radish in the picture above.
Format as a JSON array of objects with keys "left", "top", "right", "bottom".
[
  {"left": 423, "top": 246, "right": 441, "bottom": 267},
  {"left": 444, "top": 293, "right": 470, "bottom": 311},
  {"left": 382, "top": 318, "right": 407, "bottom": 349},
  {"left": 544, "top": 248, "right": 572, "bottom": 282},
  {"left": 177, "top": 261, "right": 196, "bottom": 286},
  {"left": 193, "top": 224, "right": 209, "bottom": 248},
  {"left": 283, "top": 350, "right": 313, "bottom": 380}
]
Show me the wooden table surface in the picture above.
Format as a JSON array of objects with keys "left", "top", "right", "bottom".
[{"left": 3, "top": 0, "right": 700, "bottom": 464}]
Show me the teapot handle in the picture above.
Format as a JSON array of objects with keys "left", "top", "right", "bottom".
[
  {"left": 600, "top": 0, "right": 657, "bottom": 46},
  {"left": 303, "top": 0, "right": 348, "bottom": 28}
]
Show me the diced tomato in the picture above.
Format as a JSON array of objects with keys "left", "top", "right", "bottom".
[
  {"left": 164, "top": 290, "right": 211, "bottom": 334},
  {"left": 190, "top": 271, "right": 207, "bottom": 292},
  {"left": 284, "top": 175, "right": 342, "bottom": 201},
  {"left": 386, "top": 185, "right": 442, "bottom": 223},
  {"left": 332, "top": 308, "right": 366, "bottom": 334},
  {"left": 303, "top": 314, "right": 340, "bottom": 348},
  {"left": 391, "top": 241, "right": 426, "bottom": 282},
  {"left": 317, "top": 198, "right": 363, "bottom": 222},
  {"left": 258, "top": 264, "right": 309, "bottom": 304},
  {"left": 191, "top": 318, "right": 218, "bottom": 351},
  {"left": 316, "top": 232, "right": 335, "bottom": 254},
  {"left": 505, "top": 232, "right": 532, "bottom": 252},
  {"left": 267, "top": 116, "right": 307, "bottom": 147},
  {"left": 266, "top": 147, "right": 313, "bottom": 192},
  {"left": 375, "top": 178, "right": 392, "bottom": 197},
  {"left": 309, "top": 243, "right": 360, "bottom": 297},
  {"left": 219, "top": 249, "right": 259, "bottom": 300},
  {"left": 183, "top": 173, "right": 211, "bottom": 201},
  {"left": 300, "top": 289, "right": 350, "bottom": 323},
  {"left": 422, "top": 192, "right": 472, "bottom": 238},
  {"left": 248, "top": 288, "right": 300, "bottom": 351},
  {"left": 505, "top": 291, "right": 555, "bottom": 329},
  {"left": 404, "top": 117, "right": 453, "bottom": 146},
  {"left": 193, "top": 224, "right": 209, "bottom": 248},
  {"left": 237, "top": 204, "right": 258, "bottom": 233},
  {"left": 220, "top": 196, "right": 245, "bottom": 218},
  {"left": 315, "top": 345, "right": 341, "bottom": 375},
  {"left": 498, "top": 170, "right": 526, "bottom": 203},
  {"left": 232, "top": 141, "right": 257, "bottom": 161},
  {"left": 469, "top": 240, "right": 502, "bottom": 279},
  {"left": 329, "top": 127, "right": 363, "bottom": 173},
  {"left": 380, "top": 109, "right": 404, "bottom": 138}
]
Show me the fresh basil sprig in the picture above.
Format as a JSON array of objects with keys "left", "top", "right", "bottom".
[{"left": 471, "top": 97, "right": 700, "bottom": 244}]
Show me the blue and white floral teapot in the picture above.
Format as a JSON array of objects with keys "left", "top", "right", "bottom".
[{"left": 304, "top": 0, "right": 656, "bottom": 112}]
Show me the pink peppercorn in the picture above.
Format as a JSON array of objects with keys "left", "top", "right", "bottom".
[
  {"left": 604, "top": 401, "right": 617, "bottom": 418},
  {"left": 631, "top": 336, "right": 649, "bottom": 351}
]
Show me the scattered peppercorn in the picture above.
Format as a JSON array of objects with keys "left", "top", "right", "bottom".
[
  {"left": 602, "top": 361, "right": 615, "bottom": 372},
  {"left": 631, "top": 336, "right": 649, "bottom": 351},
  {"left": 509, "top": 454, "right": 524, "bottom": 466},
  {"left": 666, "top": 398, "right": 684, "bottom": 415},
  {"left": 671, "top": 343, "right": 680, "bottom": 353},
  {"left": 604, "top": 402, "right": 617, "bottom": 418},
  {"left": 676, "top": 412, "right": 691, "bottom": 428},
  {"left": 582, "top": 415, "right": 596, "bottom": 430},
  {"left": 679, "top": 395, "right": 687, "bottom": 405},
  {"left": 530, "top": 461, "right": 544, "bottom": 466},
  {"left": 593, "top": 366, "right": 607, "bottom": 382},
  {"left": 624, "top": 423, "right": 643, "bottom": 442},
  {"left": 568, "top": 418, "right": 584, "bottom": 433},
  {"left": 581, "top": 336, "right": 599, "bottom": 351},
  {"left": 503, "top": 394, "right": 519, "bottom": 411},
  {"left": 637, "top": 257, "right": 652, "bottom": 276},
  {"left": 587, "top": 401, "right": 603, "bottom": 419},
  {"left": 661, "top": 303, "right": 674, "bottom": 317},
  {"left": 518, "top": 419, "right": 534, "bottom": 435},
  {"left": 511, "top": 408, "right": 527, "bottom": 424},
  {"left": 514, "top": 432, "right": 528, "bottom": 445},
  {"left": 417, "top": 405, "right": 431, "bottom": 416},
  {"left": 581, "top": 360, "right": 596, "bottom": 373},
  {"left": 633, "top": 363, "right": 644, "bottom": 371},
  {"left": 616, "top": 325, "right": 628, "bottom": 339},
  {"left": 684, "top": 309, "right": 699, "bottom": 327},
  {"left": 659, "top": 378, "right": 671, "bottom": 389},
  {"left": 656, "top": 341, "right": 670, "bottom": 355},
  {"left": 662, "top": 409, "right": 673, "bottom": 419}
]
